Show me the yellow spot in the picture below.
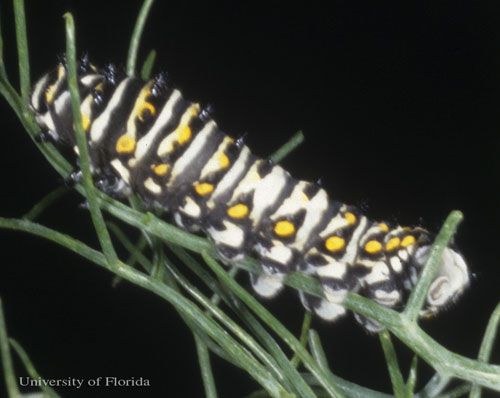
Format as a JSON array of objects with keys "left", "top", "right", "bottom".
[
  {"left": 219, "top": 153, "right": 230, "bottom": 169},
  {"left": 401, "top": 235, "right": 416, "bottom": 248},
  {"left": 194, "top": 182, "right": 214, "bottom": 196},
  {"left": 138, "top": 101, "right": 156, "bottom": 121},
  {"left": 325, "top": 236, "right": 345, "bottom": 253},
  {"left": 344, "top": 212, "right": 357, "bottom": 225},
  {"left": 178, "top": 125, "right": 192, "bottom": 144},
  {"left": 274, "top": 220, "right": 295, "bottom": 238},
  {"left": 81, "top": 113, "right": 91, "bottom": 131},
  {"left": 45, "top": 84, "right": 57, "bottom": 104},
  {"left": 227, "top": 203, "right": 249, "bottom": 219},
  {"left": 379, "top": 223, "right": 389, "bottom": 232},
  {"left": 365, "top": 240, "right": 382, "bottom": 254},
  {"left": 116, "top": 135, "right": 136, "bottom": 154},
  {"left": 385, "top": 237, "right": 401, "bottom": 252},
  {"left": 152, "top": 163, "right": 169, "bottom": 176}
]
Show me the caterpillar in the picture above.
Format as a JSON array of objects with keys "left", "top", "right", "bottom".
[{"left": 30, "top": 57, "right": 470, "bottom": 332}]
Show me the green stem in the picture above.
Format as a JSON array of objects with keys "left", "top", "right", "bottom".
[
  {"left": 0, "top": 76, "right": 24, "bottom": 121},
  {"left": 406, "top": 356, "right": 418, "bottom": 397},
  {"left": 23, "top": 186, "right": 69, "bottom": 221},
  {"left": 202, "top": 251, "right": 346, "bottom": 398},
  {"left": 379, "top": 330, "right": 406, "bottom": 398},
  {"left": 13, "top": 0, "right": 30, "bottom": 105},
  {"left": 343, "top": 294, "right": 500, "bottom": 393},
  {"left": 404, "top": 211, "right": 463, "bottom": 321},
  {"left": 418, "top": 373, "right": 451, "bottom": 398},
  {"left": 437, "top": 384, "right": 471, "bottom": 398},
  {"left": 269, "top": 130, "right": 304, "bottom": 163},
  {"left": 108, "top": 222, "right": 153, "bottom": 273},
  {"left": 126, "top": 0, "right": 155, "bottom": 76},
  {"left": 165, "top": 261, "right": 288, "bottom": 387},
  {"left": 0, "top": 7, "right": 25, "bottom": 120},
  {"left": 0, "top": 298, "right": 20, "bottom": 398},
  {"left": 0, "top": 7, "right": 10, "bottom": 81},
  {"left": 477, "top": 303, "right": 500, "bottom": 364},
  {"left": 195, "top": 335, "right": 218, "bottom": 398},
  {"left": 0, "top": 217, "right": 288, "bottom": 398},
  {"left": 9, "top": 339, "right": 61, "bottom": 398},
  {"left": 112, "top": 234, "right": 148, "bottom": 287},
  {"left": 308, "top": 330, "right": 392, "bottom": 398},
  {"left": 168, "top": 246, "right": 315, "bottom": 397},
  {"left": 63, "top": 12, "right": 118, "bottom": 267},
  {"left": 291, "top": 311, "right": 312, "bottom": 368},
  {"left": 140, "top": 49, "right": 156, "bottom": 80},
  {"left": 469, "top": 302, "right": 500, "bottom": 398}
]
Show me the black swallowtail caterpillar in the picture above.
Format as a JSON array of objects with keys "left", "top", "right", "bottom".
[{"left": 30, "top": 58, "right": 470, "bottom": 332}]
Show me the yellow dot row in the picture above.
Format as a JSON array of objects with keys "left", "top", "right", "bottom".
[{"left": 364, "top": 234, "right": 416, "bottom": 254}]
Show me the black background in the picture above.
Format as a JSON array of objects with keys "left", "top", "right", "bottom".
[{"left": 0, "top": 1, "right": 499, "bottom": 397}]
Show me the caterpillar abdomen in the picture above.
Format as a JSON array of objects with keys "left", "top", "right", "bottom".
[{"left": 31, "top": 59, "right": 470, "bottom": 332}]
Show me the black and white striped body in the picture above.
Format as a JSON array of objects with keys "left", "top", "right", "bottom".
[{"left": 31, "top": 62, "right": 470, "bottom": 332}]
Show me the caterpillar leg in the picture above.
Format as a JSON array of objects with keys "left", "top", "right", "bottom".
[
  {"left": 298, "top": 261, "right": 354, "bottom": 321},
  {"left": 250, "top": 271, "right": 285, "bottom": 298}
]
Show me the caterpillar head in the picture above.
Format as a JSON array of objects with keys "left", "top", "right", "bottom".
[{"left": 414, "top": 245, "right": 470, "bottom": 316}]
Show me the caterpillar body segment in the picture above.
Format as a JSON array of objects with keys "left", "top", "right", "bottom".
[{"left": 31, "top": 61, "right": 470, "bottom": 331}]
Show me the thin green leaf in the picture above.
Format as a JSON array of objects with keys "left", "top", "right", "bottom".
[
  {"left": 23, "top": 187, "right": 69, "bottom": 221},
  {"left": 291, "top": 311, "right": 312, "bottom": 368},
  {"left": 379, "top": 330, "right": 406, "bottom": 398},
  {"left": 0, "top": 217, "right": 288, "bottom": 398},
  {"left": 0, "top": 77, "right": 24, "bottom": 120},
  {"left": 202, "top": 251, "right": 346, "bottom": 398},
  {"left": 343, "top": 293, "right": 500, "bottom": 393},
  {"left": 418, "top": 373, "right": 451, "bottom": 398},
  {"left": 308, "top": 330, "right": 329, "bottom": 371},
  {"left": 211, "top": 266, "right": 238, "bottom": 305},
  {"left": 0, "top": 297, "right": 21, "bottom": 398},
  {"left": 437, "top": 384, "right": 471, "bottom": 398},
  {"left": 63, "top": 12, "right": 118, "bottom": 267},
  {"left": 307, "top": 331, "right": 392, "bottom": 398},
  {"left": 108, "top": 222, "right": 153, "bottom": 273},
  {"left": 165, "top": 261, "right": 287, "bottom": 387},
  {"left": 159, "top": 254, "right": 244, "bottom": 370},
  {"left": 477, "top": 302, "right": 500, "bottom": 364},
  {"left": 235, "top": 305, "right": 315, "bottom": 397},
  {"left": 195, "top": 335, "right": 218, "bottom": 398},
  {"left": 0, "top": 5, "right": 25, "bottom": 120},
  {"left": 10, "top": 339, "right": 61, "bottom": 398},
  {"left": 269, "top": 130, "right": 304, "bottom": 163},
  {"left": 111, "top": 234, "right": 148, "bottom": 287},
  {"left": 404, "top": 210, "right": 463, "bottom": 321},
  {"left": 406, "top": 356, "right": 418, "bottom": 397},
  {"left": 13, "top": 0, "right": 30, "bottom": 104},
  {"left": 469, "top": 302, "right": 500, "bottom": 398},
  {"left": 0, "top": 6, "right": 9, "bottom": 81},
  {"left": 169, "top": 244, "right": 232, "bottom": 304},
  {"left": 168, "top": 245, "right": 315, "bottom": 397},
  {"left": 140, "top": 49, "right": 156, "bottom": 80},
  {"left": 126, "top": 0, "right": 155, "bottom": 76}
]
